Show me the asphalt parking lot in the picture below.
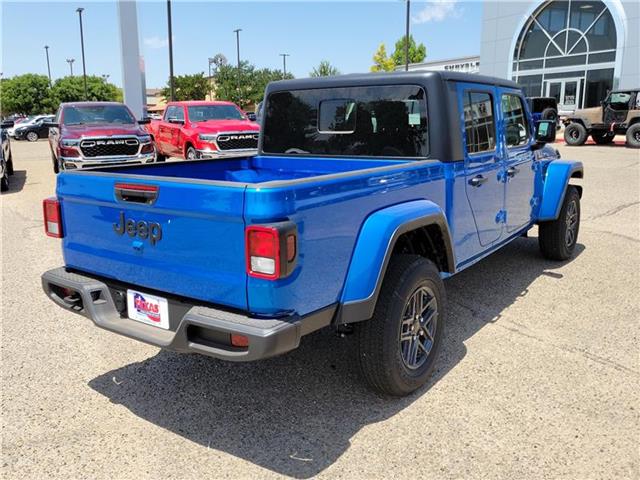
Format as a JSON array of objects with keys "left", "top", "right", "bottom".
[{"left": 2, "top": 139, "right": 638, "bottom": 479}]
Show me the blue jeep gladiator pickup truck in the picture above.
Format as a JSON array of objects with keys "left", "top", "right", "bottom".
[{"left": 41, "top": 71, "right": 583, "bottom": 396}]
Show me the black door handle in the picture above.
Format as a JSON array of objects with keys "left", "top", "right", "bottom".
[
  {"left": 468, "top": 175, "right": 488, "bottom": 187},
  {"left": 507, "top": 166, "right": 520, "bottom": 177}
]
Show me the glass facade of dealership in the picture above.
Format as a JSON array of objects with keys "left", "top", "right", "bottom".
[{"left": 480, "top": 0, "right": 639, "bottom": 112}]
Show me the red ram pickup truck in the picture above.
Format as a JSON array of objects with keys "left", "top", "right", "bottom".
[
  {"left": 47, "top": 102, "right": 156, "bottom": 173},
  {"left": 146, "top": 101, "right": 260, "bottom": 160}
]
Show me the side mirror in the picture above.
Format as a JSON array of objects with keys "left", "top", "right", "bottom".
[
  {"left": 138, "top": 118, "right": 151, "bottom": 125},
  {"left": 167, "top": 117, "right": 184, "bottom": 125},
  {"left": 533, "top": 120, "right": 556, "bottom": 148},
  {"left": 1, "top": 121, "right": 14, "bottom": 128},
  {"left": 43, "top": 121, "right": 59, "bottom": 128}
]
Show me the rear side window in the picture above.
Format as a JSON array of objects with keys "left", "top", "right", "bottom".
[
  {"left": 263, "top": 85, "right": 428, "bottom": 158},
  {"left": 463, "top": 91, "right": 496, "bottom": 154},
  {"left": 501, "top": 94, "right": 530, "bottom": 147}
]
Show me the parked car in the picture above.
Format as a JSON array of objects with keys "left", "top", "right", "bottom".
[
  {"left": 47, "top": 102, "right": 155, "bottom": 173},
  {"left": 1, "top": 120, "right": 15, "bottom": 191},
  {"left": 8, "top": 115, "right": 52, "bottom": 137},
  {"left": 13, "top": 115, "right": 55, "bottom": 141},
  {"left": 563, "top": 88, "right": 640, "bottom": 148},
  {"left": 145, "top": 101, "right": 260, "bottom": 160},
  {"left": 527, "top": 96, "right": 558, "bottom": 126},
  {"left": 41, "top": 71, "right": 582, "bottom": 396}
]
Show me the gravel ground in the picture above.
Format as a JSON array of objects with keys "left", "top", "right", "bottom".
[{"left": 2, "top": 139, "right": 638, "bottom": 479}]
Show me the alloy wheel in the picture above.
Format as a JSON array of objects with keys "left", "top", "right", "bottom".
[
  {"left": 565, "top": 199, "right": 578, "bottom": 247},
  {"left": 399, "top": 286, "right": 438, "bottom": 370}
]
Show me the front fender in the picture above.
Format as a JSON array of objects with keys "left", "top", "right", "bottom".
[
  {"left": 538, "top": 160, "right": 584, "bottom": 221},
  {"left": 336, "top": 200, "right": 454, "bottom": 324}
]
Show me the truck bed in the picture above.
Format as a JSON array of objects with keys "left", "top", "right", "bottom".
[
  {"left": 57, "top": 155, "right": 444, "bottom": 317},
  {"left": 98, "top": 155, "right": 412, "bottom": 184}
]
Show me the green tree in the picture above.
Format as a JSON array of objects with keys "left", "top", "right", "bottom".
[
  {"left": 310, "top": 60, "right": 340, "bottom": 77},
  {"left": 50, "top": 75, "right": 121, "bottom": 104},
  {"left": 214, "top": 62, "right": 293, "bottom": 109},
  {"left": 0, "top": 74, "right": 55, "bottom": 115},
  {"left": 391, "top": 35, "right": 427, "bottom": 67},
  {"left": 370, "top": 44, "right": 396, "bottom": 72},
  {"left": 162, "top": 73, "right": 210, "bottom": 102}
]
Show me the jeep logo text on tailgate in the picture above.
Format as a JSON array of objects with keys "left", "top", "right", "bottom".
[{"left": 113, "top": 211, "right": 162, "bottom": 245}]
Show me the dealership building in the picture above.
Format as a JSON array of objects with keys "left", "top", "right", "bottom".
[
  {"left": 407, "top": 1, "right": 638, "bottom": 112},
  {"left": 480, "top": 0, "right": 639, "bottom": 111}
]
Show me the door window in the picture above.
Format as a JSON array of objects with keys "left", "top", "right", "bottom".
[
  {"left": 501, "top": 94, "right": 530, "bottom": 147},
  {"left": 463, "top": 91, "right": 496, "bottom": 154},
  {"left": 548, "top": 82, "right": 561, "bottom": 103},
  {"left": 164, "top": 106, "right": 184, "bottom": 121},
  {"left": 564, "top": 81, "right": 578, "bottom": 106}
]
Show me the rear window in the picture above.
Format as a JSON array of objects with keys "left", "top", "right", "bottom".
[{"left": 263, "top": 85, "right": 428, "bottom": 158}]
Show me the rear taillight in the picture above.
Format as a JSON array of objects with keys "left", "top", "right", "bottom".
[
  {"left": 245, "top": 222, "right": 297, "bottom": 280},
  {"left": 43, "top": 197, "right": 63, "bottom": 238}
]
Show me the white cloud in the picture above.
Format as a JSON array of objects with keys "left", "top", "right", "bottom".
[
  {"left": 412, "top": 0, "right": 462, "bottom": 24},
  {"left": 143, "top": 36, "right": 169, "bottom": 49}
]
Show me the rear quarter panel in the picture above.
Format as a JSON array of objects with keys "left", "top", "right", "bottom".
[{"left": 244, "top": 161, "right": 447, "bottom": 316}]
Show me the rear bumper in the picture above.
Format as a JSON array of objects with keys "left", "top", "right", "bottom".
[{"left": 41, "top": 267, "right": 334, "bottom": 361}]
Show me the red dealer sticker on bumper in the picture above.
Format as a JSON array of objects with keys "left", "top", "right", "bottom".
[{"left": 127, "top": 289, "right": 170, "bottom": 330}]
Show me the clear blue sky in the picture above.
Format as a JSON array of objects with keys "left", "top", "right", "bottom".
[{"left": 1, "top": 1, "right": 483, "bottom": 88}]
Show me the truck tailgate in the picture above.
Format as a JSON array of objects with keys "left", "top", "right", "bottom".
[{"left": 57, "top": 173, "right": 247, "bottom": 310}]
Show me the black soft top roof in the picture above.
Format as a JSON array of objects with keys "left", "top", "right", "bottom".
[{"left": 265, "top": 70, "right": 520, "bottom": 93}]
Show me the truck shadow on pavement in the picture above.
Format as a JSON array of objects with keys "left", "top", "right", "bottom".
[
  {"left": 89, "top": 236, "right": 584, "bottom": 478},
  {"left": 3, "top": 170, "right": 27, "bottom": 194}
]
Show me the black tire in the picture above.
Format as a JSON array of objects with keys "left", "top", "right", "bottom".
[
  {"left": 564, "top": 123, "right": 588, "bottom": 146},
  {"left": 541, "top": 107, "right": 557, "bottom": 122},
  {"left": 625, "top": 124, "right": 640, "bottom": 149},
  {"left": 52, "top": 152, "right": 59, "bottom": 174},
  {"left": 6, "top": 152, "right": 14, "bottom": 175},
  {"left": 26, "top": 131, "right": 39, "bottom": 142},
  {"left": 539, "top": 186, "right": 581, "bottom": 261},
  {"left": 592, "top": 131, "right": 615, "bottom": 145},
  {"left": 1, "top": 170, "right": 9, "bottom": 192},
  {"left": 356, "top": 255, "right": 445, "bottom": 396},
  {"left": 186, "top": 146, "right": 199, "bottom": 160}
]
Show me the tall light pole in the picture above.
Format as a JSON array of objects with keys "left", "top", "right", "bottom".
[
  {"left": 233, "top": 28, "right": 242, "bottom": 96},
  {"left": 404, "top": 0, "right": 411, "bottom": 71},
  {"left": 76, "top": 7, "right": 88, "bottom": 99},
  {"left": 166, "top": 0, "right": 175, "bottom": 101},
  {"left": 44, "top": 45, "right": 52, "bottom": 87},
  {"left": 280, "top": 53, "right": 289, "bottom": 78},
  {"left": 208, "top": 57, "right": 215, "bottom": 100},
  {"left": 66, "top": 58, "right": 75, "bottom": 76}
]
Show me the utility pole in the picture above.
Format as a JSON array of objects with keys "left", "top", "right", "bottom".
[
  {"left": 44, "top": 46, "right": 52, "bottom": 87},
  {"left": 66, "top": 58, "right": 75, "bottom": 76},
  {"left": 76, "top": 7, "right": 88, "bottom": 99},
  {"left": 208, "top": 57, "right": 215, "bottom": 99},
  {"left": 280, "top": 53, "right": 289, "bottom": 78},
  {"left": 167, "top": 0, "right": 175, "bottom": 101},
  {"left": 405, "top": 0, "right": 411, "bottom": 71},
  {"left": 233, "top": 28, "right": 242, "bottom": 97}
]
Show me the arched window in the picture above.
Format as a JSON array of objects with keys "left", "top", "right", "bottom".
[{"left": 512, "top": 0, "right": 617, "bottom": 109}]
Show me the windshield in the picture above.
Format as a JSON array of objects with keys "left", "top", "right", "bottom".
[
  {"left": 62, "top": 105, "right": 135, "bottom": 125},
  {"left": 187, "top": 105, "right": 245, "bottom": 122},
  {"left": 608, "top": 92, "right": 631, "bottom": 105}
]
